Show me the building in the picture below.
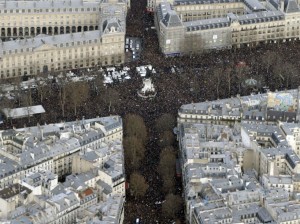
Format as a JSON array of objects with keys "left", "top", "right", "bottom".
[
  {"left": 0, "top": 183, "right": 32, "bottom": 219},
  {"left": 154, "top": 0, "right": 300, "bottom": 55},
  {"left": 147, "top": 0, "right": 173, "bottom": 12},
  {"left": 0, "top": 116, "right": 122, "bottom": 189},
  {"left": 0, "top": 0, "right": 128, "bottom": 79},
  {"left": 262, "top": 174, "right": 294, "bottom": 193},
  {"left": 177, "top": 88, "right": 300, "bottom": 223},
  {"left": 0, "top": 116, "right": 125, "bottom": 223}
]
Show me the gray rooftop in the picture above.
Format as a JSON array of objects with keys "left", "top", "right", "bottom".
[
  {"left": 0, "top": 183, "right": 31, "bottom": 200},
  {"left": 174, "top": 0, "right": 242, "bottom": 5},
  {"left": 185, "top": 17, "right": 230, "bottom": 31},
  {"left": 243, "top": 0, "right": 266, "bottom": 11},
  {"left": 162, "top": 11, "right": 183, "bottom": 27},
  {"left": 1, "top": 31, "right": 102, "bottom": 54},
  {"left": 0, "top": 0, "right": 99, "bottom": 10},
  {"left": 284, "top": 0, "right": 300, "bottom": 12},
  {"left": 237, "top": 10, "right": 284, "bottom": 25}
]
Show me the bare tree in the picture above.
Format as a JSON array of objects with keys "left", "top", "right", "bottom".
[
  {"left": 281, "top": 62, "right": 298, "bottom": 88},
  {"left": 123, "top": 136, "right": 145, "bottom": 171},
  {"left": 12, "top": 76, "right": 23, "bottom": 107},
  {"left": 66, "top": 81, "right": 90, "bottom": 116},
  {"left": 162, "top": 194, "right": 183, "bottom": 219},
  {"left": 103, "top": 88, "right": 119, "bottom": 112},
  {"left": 162, "top": 176, "right": 175, "bottom": 194},
  {"left": 272, "top": 62, "right": 286, "bottom": 90},
  {"left": 57, "top": 76, "right": 68, "bottom": 118},
  {"left": 224, "top": 66, "right": 233, "bottom": 96},
  {"left": 261, "top": 51, "right": 277, "bottom": 75},
  {"left": 158, "top": 131, "right": 175, "bottom": 148},
  {"left": 92, "top": 75, "right": 104, "bottom": 95},
  {"left": 21, "top": 90, "right": 32, "bottom": 123},
  {"left": 124, "top": 114, "right": 147, "bottom": 145},
  {"left": 212, "top": 67, "right": 222, "bottom": 99},
  {"left": 190, "top": 77, "right": 201, "bottom": 99},
  {"left": 130, "top": 172, "right": 149, "bottom": 199},
  {"left": 35, "top": 73, "right": 50, "bottom": 103},
  {"left": 155, "top": 113, "right": 176, "bottom": 133},
  {"left": 234, "top": 64, "right": 249, "bottom": 93},
  {"left": 0, "top": 96, "right": 15, "bottom": 125},
  {"left": 158, "top": 146, "right": 176, "bottom": 180}
]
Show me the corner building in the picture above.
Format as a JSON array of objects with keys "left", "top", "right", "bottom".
[
  {"left": 0, "top": 0, "right": 128, "bottom": 79},
  {"left": 155, "top": 0, "right": 300, "bottom": 55}
]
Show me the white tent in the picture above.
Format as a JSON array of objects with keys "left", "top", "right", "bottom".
[{"left": 2, "top": 105, "right": 45, "bottom": 119}]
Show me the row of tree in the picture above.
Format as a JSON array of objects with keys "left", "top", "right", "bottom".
[
  {"left": 1, "top": 73, "right": 121, "bottom": 126},
  {"left": 123, "top": 113, "right": 183, "bottom": 220},
  {"left": 123, "top": 114, "right": 147, "bottom": 173},
  {"left": 156, "top": 114, "right": 183, "bottom": 220}
]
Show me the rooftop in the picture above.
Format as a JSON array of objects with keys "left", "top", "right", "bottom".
[
  {"left": 0, "top": 183, "right": 31, "bottom": 200},
  {"left": 1, "top": 31, "right": 102, "bottom": 54},
  {"left": 0, "top": 0, "right": 99, "bottom": 10},
  {"left": 1, "top": 105, "right": 45, "bottom": 119}
]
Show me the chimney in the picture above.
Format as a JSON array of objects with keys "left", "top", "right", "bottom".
[
  {"left": 0, "top": 131, "right": 3, "bottom": 146},
  {"left": 82, "top": 116, "right": 85, "bottom": 127},
  {"left": 41, "top": 127, "right": 44, "bottom": 140}
]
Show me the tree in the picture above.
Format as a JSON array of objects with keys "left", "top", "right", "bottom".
[
  {"left": 158, "top": 146, "right": 176, "bottom": 179},
  {"left": 261, "top": 51, "right": 277, "bottom": 75},
  {"left": 123, "top": 136, "right": 145, "bottom": 171},
  {"left": 155, "top": 113, "right": 176, "bottom": 133},
  {"left": 189, "top": 75, "right": 202, "bottom": 100},
  {"left": 130, "top": 172, "right": 149, "bottom": 199},
  {"left": 280, "top": 62, "right": 298, "bottom": 88},
  {"left": 124, "top": 114, "right": 147, "bottom": 145},
  {"left": 162, "top": 194, "right": 183, "bottom": 219},
  {"left": 21, "top": 89, "right": 33, "bottom": 123},
  {"left": 0, "top": 95, "right": 15, "bottom": 126},
  {"left": 272, "top": 62, "right": 286, "bottom": 90},
  {"left": 35, "top": 73, "right": 50, "bottom": 103},
  {"left": 212, "top": 66, "right": 222, "bottom": 99},
  {"left": 92, "top": 74, "right": 105, "bottom": 95},
  {"left": 224, "top": 66, "right": 233, "bottom": 96},
  {"left": 158, "top": 131, "right": 175, "bottom": 148},
  {"left": 12, "top": 76, "right": 23, "bottom": 107},
  {"left": 103, "top": 88, "right": 119, "bottom": 112},
  {"left": 57, "top": 75, "right": 68, "bottom": 118},
  {"left": 234, "top": 64, "right": 250, "bottom": 93},
  {"left": 162, "top": 176, "right": 175, "bottom": 194},
  {"left": 66, "top": 81, "right": 90, "bottom": 116}
]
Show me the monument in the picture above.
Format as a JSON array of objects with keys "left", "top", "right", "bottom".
[{"left": 137, "top": 77, "right": 157, "bottom": 99}]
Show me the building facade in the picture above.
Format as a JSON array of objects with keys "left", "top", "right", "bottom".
[
  {"left": 0, "top": 0, "right": 128, "bottom": 79},
  {"left": 0, "top": 0, "right": 100, "bottom": 38},
  {"left": 155, "top": 0, "right": 300, "bottom": 55}
]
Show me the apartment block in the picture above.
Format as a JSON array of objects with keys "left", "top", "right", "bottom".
[
  {"left": 154, "top": 0, "right": 300, "bottom": 55},
  {"left": 177, "top": 88, "right": 300, "bottom": 223},
  {"left": 0, "top": 116, "right": 125, "bottom": 223}
]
